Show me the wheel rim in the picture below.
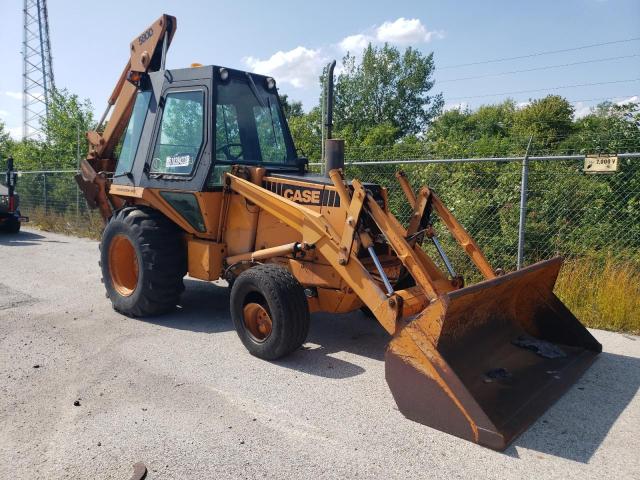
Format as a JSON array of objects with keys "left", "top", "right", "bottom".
[
  {"left": 108, "top": 234, "right": 139, "bottom": 297},
  {"left": 243, "top": 303, "right": 273, "bottom": 341}
]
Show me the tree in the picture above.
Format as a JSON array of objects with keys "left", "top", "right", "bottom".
[
  {"left": 568, "top": 100, "right": 640, "bottom": 153},
  {"left": 424, "top": 100, "right": 520, "bottom": 158},
  {"left": 334, "top": 44, "right": 443, "bottom": 142},
  {"left": 38, "top": 88, "right": 94, "bottom": 170},
  {"left": 0, "top": 120, "right": 13, "bottom": 170},
  {"left": 512, "top": 95, "right": 574, "bottom": 151},
  {"left": 279, "top": 94, "right": 304, "bottom": 119},
  {"left": 288, "top": 107, "right": 322, "bottom": 160}
]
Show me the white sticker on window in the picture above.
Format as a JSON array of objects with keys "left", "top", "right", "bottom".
[{"left": 165, "top": 154, "right": 191, "bottom": 168}]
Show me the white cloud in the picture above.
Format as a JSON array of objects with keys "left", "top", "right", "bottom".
[
  {"left": 243, "top": 46, "right": 327, "bottom": 89},
  {"left": 516, "top": 101, "right": 531, "bottom": 109},
  {"left": 337, "top": 18, "right": 443, "bottom": 54},
  {"left": 376, "top": 18, "right": 443, "bottom": 45},
  {"left": 616, "top": 95, "right": 639, "bottom": 105},
  {"left": 339, "top": 33, "right": 372, "bottom": 53},
  {"left": 7, "top": 126, "right": 22, "bottom": 140},
  {"left": 0, "top": 109, "right": 9, "bottom": 118},
  {"left": 444, "top": 101, "right": 469, "bottom": 112},
  {"left": 244, "top": 17, "right": 444, "bottom": 97},
  {"left": 4, "top": 91, "right": 22, "bottom": 100},
  {"left": 574, "top": 102, "right": 593, "bottom": 119}
]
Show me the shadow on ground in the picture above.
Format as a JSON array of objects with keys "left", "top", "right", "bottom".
[
  {"left": 136, "top": 278, "right": 639, "bottom": 461},
  {"left": 139, "top": 278, "right": 388, "bottom": 379},
  {"left": 276, "top": 311, "right": 389, "bottom": 379},
  {"left": 506, "top": 347, "right": 640, "bottom": 463},
  {"left": 139, "top": 278, "right": 233, "bottom": 333},
  {"left": 0, "top": 230, "right": 56, "bottom": 246}
]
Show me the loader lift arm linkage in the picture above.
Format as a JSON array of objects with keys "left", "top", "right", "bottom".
[
  {"left": 77, "top": 14, "right": 601, "bottom": 451},
  {"left": 225, "top": 167, "right": 601, "bottom": 449}
]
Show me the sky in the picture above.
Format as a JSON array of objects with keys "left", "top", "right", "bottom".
[{"left": 1, "top": 0, "right": 639, "bottom": 139}]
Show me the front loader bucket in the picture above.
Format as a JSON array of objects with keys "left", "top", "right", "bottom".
[{"left": 386, "top": 257, "right": 601, "bottom": 450}]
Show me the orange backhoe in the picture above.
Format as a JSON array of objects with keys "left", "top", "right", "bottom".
[{"left": 76, "top": 14, "right": 600, "bottom": 450}]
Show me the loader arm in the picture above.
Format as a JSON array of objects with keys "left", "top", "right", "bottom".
[
  {"left": 76, "top": 14, "right": 177, "bottom": 221},
  {"left": 228, "top": 168, "right": 600, "bottom": 451},
  {"left": 225, "top": 172, "right": 404, "bottom": 334}
]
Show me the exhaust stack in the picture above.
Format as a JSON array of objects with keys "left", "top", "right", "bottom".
[{"left": 323, "top": 60, "right": 343, "bottom": 176}]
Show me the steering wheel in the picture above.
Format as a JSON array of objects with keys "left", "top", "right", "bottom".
[{"left": 216, "top": 142, "right": 243, "bottom": 161}]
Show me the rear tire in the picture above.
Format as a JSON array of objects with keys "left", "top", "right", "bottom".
[
  {"left": 1, "top": 217, "right": 20, "bottom": 233},
  {"left": 100, "top": 207, "right": 186, "bottom": 316},
  {"left": 230, "top": 264, "right": 310, "bottom": 360}
]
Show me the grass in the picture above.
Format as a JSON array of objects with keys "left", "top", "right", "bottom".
[
  {"left": 27, "top": 206, "right": 102, "bottom": 239},
  {"left": 555, "top": 256, "right": 640, "bottom": 335}
]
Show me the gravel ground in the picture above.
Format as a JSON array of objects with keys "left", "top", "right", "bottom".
[{"left": 1, "top": 228, "right": 639, "bottom": 480}]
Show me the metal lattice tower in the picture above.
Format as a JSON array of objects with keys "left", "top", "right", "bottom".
[{"left": 22, "top": 0, "right": 55, "bottom": 140}]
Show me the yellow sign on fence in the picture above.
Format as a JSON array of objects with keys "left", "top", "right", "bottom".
[{"left": 584, "top": 155, "right": 618, "bottom": 174}]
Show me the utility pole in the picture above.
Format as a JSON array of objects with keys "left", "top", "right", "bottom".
[{"left": 22, "top": 0, "right": 55, "bottom": 140}]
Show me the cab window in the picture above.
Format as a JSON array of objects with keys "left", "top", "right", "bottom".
[
  {"left": 150, "top": 90, "right": 205, "bottom": 175},
  {"left": 215, "top": 104, "right": 243, "bottom": 161},
  {"left": 213, "top": 75, "right": 295, "bottom": 165},
  {"left": 115, "top": 90, "right": 151, "bottom": 175},
  {"left": 253, "top": 102, "right": 287, "bottom": 163}
]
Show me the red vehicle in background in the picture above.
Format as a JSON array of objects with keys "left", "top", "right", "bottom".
[{"left": 1, "top": 157, "right": 28, "bottom": 233}]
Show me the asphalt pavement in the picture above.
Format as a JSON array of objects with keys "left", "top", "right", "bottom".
[{"left": 0, "top": 228, "right": 638, "bottom": 479}]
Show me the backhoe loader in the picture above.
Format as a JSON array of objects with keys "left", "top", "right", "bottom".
[{"left": 76, "top": 14, "right": 601, "bottom": 450}]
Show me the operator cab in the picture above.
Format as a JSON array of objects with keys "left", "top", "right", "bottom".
[{"left": 112, "top": 65, "right": 304, "bottom": 192}]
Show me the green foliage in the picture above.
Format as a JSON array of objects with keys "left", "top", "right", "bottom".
[
  {"left": 0, "top": 120, "right": 15, "bottom": 173},
  {"left": 287, "top": 106, "right": 322, "bottom": 160},
  {"left": 4, "top": 89, "right": 94, "bottom": 172},
  {"left": 566, "top": 101, "right": 640, "bottom": 154},
  {"left": 2, "top": 89, "right": 94, "bottom": 218},
  {"left": 280, "top": 94, "right": 304, "bottom": 119},
  {"left": 512, "top": 95, "right": 575, "bottom": 149},
  {"left": 334, "top": 43, "right": 443, "bottom": 143}
]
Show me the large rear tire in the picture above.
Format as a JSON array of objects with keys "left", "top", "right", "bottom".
[
  {"left": 1, "top": 217, "right": 20, "bottom": 233},
  {"left": 230, "top": 264, "right": 310, "bottom": 360},
  {"left": 100, "top": 207, "right": 186, "bottom": 316}
]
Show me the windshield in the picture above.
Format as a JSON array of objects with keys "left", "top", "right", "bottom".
[{"left": 214, "top": 74, "right": 295, "bottom": 166}]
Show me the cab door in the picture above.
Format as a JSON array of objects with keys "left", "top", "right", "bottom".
[{"left": 141, "top": 77, "right": 212, "bottom": 192}]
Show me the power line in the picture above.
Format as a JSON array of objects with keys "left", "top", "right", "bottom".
[
  {"left": 447, "top": 78, "right": 640, "bottom": 101},
  {"left": 440, "top": 37, "right": 640, "bottom": 69},
  {"left": 567, "top": 94, "right": 638, "bottom": 104},
  {"left": 444, "top": 95, "right": 639, "bottom": 113},
  {"left": 439, "top": 54, "right": 640, "bottom": 83}
]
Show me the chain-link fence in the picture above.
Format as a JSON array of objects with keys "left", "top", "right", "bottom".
[
  {"left": 335, "top": 153, "right": 639, "bottom": 278},
  {"left": 15, "top": 169, "right": 103, "bottom": 237},
  {"left": 12, "top": 152, "right": 640, "bottom": 275}
]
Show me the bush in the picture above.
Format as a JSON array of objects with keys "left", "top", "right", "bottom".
[{"left": 555, "top": 256, "right": 640, "bottom": 335}]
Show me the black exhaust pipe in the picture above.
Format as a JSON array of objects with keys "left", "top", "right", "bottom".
[
  {"left": 323, "top": 60, "right": 344, "bottom": 176},
  {"left": 324, "top": 60, "right": 336, "bottom": 141}
]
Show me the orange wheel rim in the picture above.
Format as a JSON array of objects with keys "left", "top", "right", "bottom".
[
  {"left": 108, "top": 234, "right": 139, "bottom": 297},
  {"left": 243, "top": 303, "right": 273, "bottom": 341}
]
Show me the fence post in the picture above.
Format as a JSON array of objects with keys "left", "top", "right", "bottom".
[
  {"left": 43, "top": 173, "right": 48, "bottom": 215},
  {"left": 517, "top": 136, "right": 533, "bottom": 270},
  {"left": 76, "top": 122, "right": 81, "bottom": 222}
]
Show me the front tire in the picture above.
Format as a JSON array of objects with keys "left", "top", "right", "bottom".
[
  {"left": 230, "top": 264, "right": 310, "bottom": 360},
  {"left": 100, "top": 207, "right": 186, "bottom": 316}
]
